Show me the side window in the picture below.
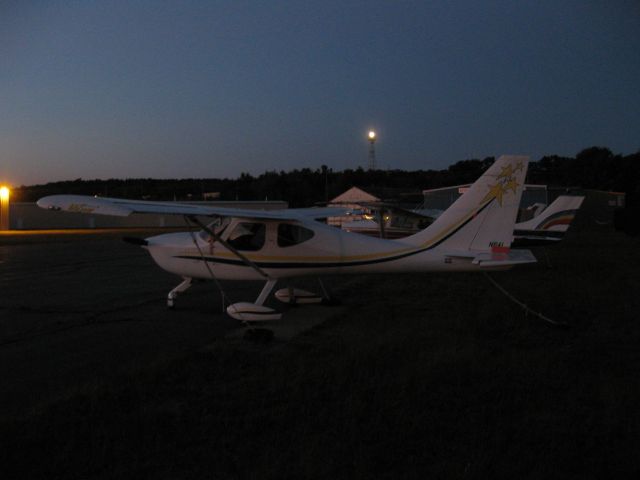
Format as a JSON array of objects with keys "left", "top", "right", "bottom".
[
  {"left": 227, "top": 222, "right": 266, "bottom": 251},
  {"left": 277, "top": 223, "right": 314, "bottom": 247}
]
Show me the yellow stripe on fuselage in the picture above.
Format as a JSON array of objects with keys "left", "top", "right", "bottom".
[{"left": 182, "top": 199, "right": 491, "bottom": 265}]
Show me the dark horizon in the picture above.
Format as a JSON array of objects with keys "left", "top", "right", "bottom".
[
  {"left": 15, "top": 146, "right": 639, "bottom": 208},
  {"left": 12, "top": 145, "right": 637, "bottom": 189}
]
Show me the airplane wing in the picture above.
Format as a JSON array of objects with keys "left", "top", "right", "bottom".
[
  {"left": 347, "top": 201, "right": 438, "bottom": 225},
  {"left": 36, "top": 195, "right": 346, "bottom": 221},
  {"left": 356, "top": 201, "right": 435, "bottom": 216}
]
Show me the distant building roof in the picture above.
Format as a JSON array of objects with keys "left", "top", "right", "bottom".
[{"left": 329, "top": 186, "right": 379, "bottom": 204}]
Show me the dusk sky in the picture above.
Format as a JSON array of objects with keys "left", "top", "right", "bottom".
[{"left": 2, "top": 0, "right": 639, "bottom": 186}]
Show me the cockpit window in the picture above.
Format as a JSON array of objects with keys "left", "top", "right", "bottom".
[
  {"left": 227, "top": 222, "right": 266, "bottom": 251},
  {"left": 277, "top": 223, "right": 314, "bottom": 247},
  {"left": 198, "top": 217, "right": 230, "bottom": 241}
]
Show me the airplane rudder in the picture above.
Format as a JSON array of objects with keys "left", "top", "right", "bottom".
[{"left": 401, "top": 155, "right": 529, "bottom": 249}]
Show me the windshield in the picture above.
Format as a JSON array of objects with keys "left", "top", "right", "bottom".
[
  {"left": 198, "top": 217, "right": 231, "bottom": 241},
  {"left": 226, "top": 222, "right": 266, "bottom": 251}
]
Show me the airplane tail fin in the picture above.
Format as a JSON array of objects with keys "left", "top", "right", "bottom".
[
  {"left": 515, "top": 195, "right": 585, "bottom": 232},
  {"left": 401, "top": 155, "right": 529, "bottom": 254}
]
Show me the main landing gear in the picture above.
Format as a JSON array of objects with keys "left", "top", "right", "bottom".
[
  {"left": 225, "top": 278, "right": 337, "bottom": 321},
  {"left": 226, "top": 279, "right": 282, "bottom": 321},
  {"left": 167, "top": 277, "right": 336, "bottom": 321},
  {"left": 274, "top": 286, "right": 324, "bottom": 305}
]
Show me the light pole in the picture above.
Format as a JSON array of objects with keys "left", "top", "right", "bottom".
[
  {"left": 368, "top": 130, "right": 377, "bottom": 170},
  {"left": 0, "top": 186, "right": 10, "bottom": 231}
]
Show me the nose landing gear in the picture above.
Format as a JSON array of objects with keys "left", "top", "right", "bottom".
[{"left": 167, "top": 277, "right": 193, "bottom": 309}]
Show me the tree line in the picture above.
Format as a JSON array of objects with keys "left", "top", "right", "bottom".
[{"left": 15, "top": 147, "right": 639, "bottom": 207}]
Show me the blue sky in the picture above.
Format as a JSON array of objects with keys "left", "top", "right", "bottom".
[{"left": 1, "top": 0, "right": 639, "bottom": 185}]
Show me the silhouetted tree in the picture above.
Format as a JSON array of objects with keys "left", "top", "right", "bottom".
[{"left": 14, "top": 148, "right": 640, "bottom": 206}]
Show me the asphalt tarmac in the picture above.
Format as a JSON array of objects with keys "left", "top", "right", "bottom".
[{"left": 0, "top": 230, "right": 338, "bottom": 419}]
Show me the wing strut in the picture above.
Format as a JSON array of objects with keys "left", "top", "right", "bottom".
[
  {"left": 186, "top": 216, "right": 283, "bottom": 321},
  {"left": 186, "top": 215, "right": 272, "bottom": 280}
]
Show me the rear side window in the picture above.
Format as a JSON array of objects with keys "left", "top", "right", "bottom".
[
  {"left": 227, "top": 222, "right": 266, "bottom": 251},
  {"left": 277, "top": 223, "right": 314, "bottom": 247}
]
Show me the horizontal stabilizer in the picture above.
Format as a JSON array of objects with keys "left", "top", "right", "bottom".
[{"left": 471, "top": 249, "right": 537, "bottom": 267}]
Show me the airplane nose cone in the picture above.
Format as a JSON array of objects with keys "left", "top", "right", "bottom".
[{"left": 122, "top": 236, "right": 149, "bottom": 247}]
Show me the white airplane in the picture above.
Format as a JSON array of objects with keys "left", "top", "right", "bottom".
[{"left": 37, "top": 155, "right": 536, "bottom": 321}]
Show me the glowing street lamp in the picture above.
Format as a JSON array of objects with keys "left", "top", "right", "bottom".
[{"left": 0, "top": 185, "right": 10, "bottom": 230}]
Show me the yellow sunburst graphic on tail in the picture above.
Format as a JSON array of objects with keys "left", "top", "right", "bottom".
[{"left": 481, "top": 162, "right": 521, "bottom": 206}]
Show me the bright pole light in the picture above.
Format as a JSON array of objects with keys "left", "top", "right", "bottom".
[
  {"left": 367, "top": 131, "right": 377, "bottom": 169},
  {"left": 0, "top": 185, "right": 9, "bottom": 231}
]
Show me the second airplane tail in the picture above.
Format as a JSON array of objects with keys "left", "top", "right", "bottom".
[
  {"left": 515, "top": 195, "right": 585, "bottom": 232},
  {"left": 513, "top": 195, "right": 585, "bottom": 246}
]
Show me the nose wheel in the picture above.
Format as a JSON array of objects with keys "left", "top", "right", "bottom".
[{"left": 167, "top": 277, "right": 193, "bottom": 309}]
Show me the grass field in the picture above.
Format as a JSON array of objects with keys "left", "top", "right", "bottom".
[{"left": 2, "top": 226, "right": 639, "bottom": 479}]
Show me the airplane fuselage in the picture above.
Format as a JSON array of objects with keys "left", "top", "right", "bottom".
[{"left": 144, "top": 217, "right": 501, "bottom": 282}]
